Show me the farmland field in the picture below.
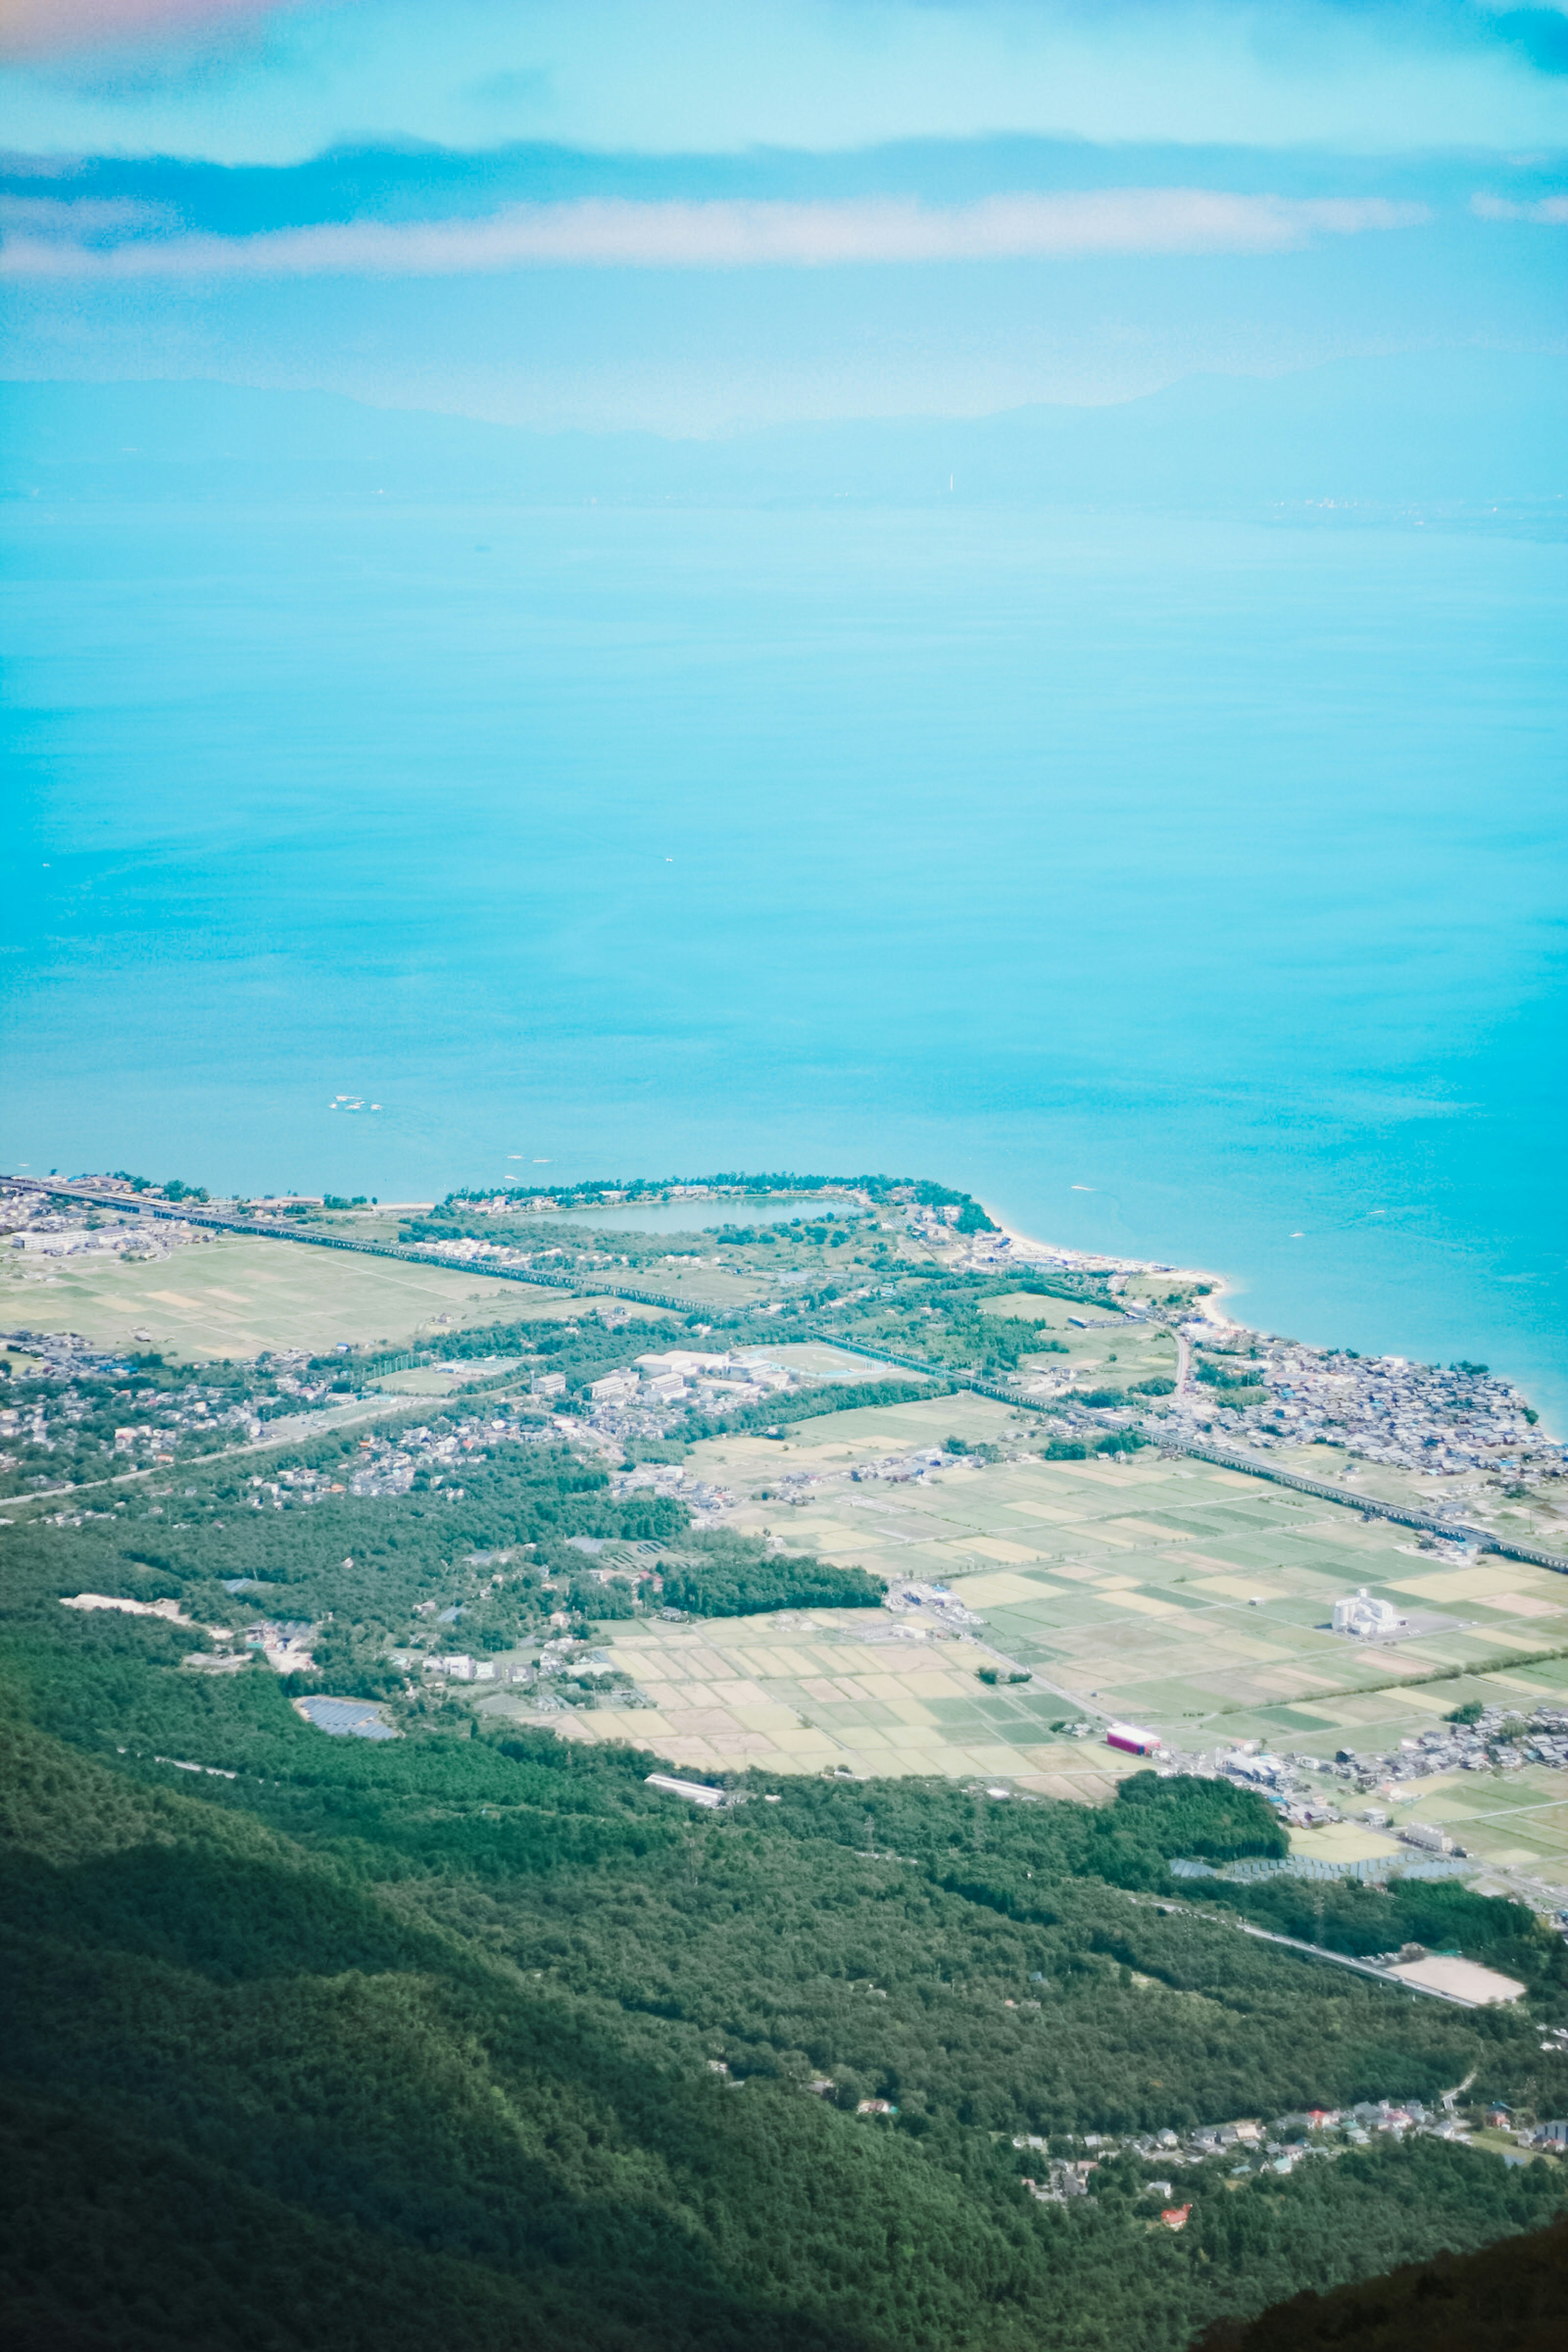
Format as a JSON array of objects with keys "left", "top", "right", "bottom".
[
  {"left": 479, "top": 1391, "right": 1568, "bottom": 1895},
  {"left": 0, "top": 1233, "right": 577, "bottom": 1360}
]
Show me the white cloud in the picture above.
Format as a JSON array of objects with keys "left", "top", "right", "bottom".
[
  {"left": 0, "top": 189, "right": 1430, "bottom": 278},
  {"left": 1471, "top": 191, "right": 1568, "bottom": 222}
]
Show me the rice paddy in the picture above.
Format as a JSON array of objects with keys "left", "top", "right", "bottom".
[{"left": 479, "top": 1392, "right": 1568, "bottom": 1890}]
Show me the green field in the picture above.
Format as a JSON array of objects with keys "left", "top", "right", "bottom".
[
  {"left": 979, "top": 1289, "right": 1180, "bottom": 1392},
  {"left": 484, "top": 1392, "right": 1568, "bottom": 1894},
  {"left": 1, "top": 1234, "right": 578, "bottom": 1360}
]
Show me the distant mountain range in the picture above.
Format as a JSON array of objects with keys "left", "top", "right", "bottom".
[{"left": 3, "top": 350, "right": 1563, "bottom": 509}]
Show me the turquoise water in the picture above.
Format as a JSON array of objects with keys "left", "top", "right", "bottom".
[
  {"left": 549, "top": 1199, "right": 839, "bottom": 1232},
  {"left": 2, "top": 502, "right": 1564, "bottom": 1420}
]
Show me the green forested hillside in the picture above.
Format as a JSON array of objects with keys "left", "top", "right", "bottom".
[{"left": 3, "top": 1458, "right": 1568, "bottom": 2350}]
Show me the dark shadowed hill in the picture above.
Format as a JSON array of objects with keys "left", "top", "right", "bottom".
[{"left": 1193, "top": 2209, "right": 1568, "bottom": 2352}]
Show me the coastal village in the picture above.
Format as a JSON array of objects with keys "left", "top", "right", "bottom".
[{"left": 1160, "top": 1332, "right": 1543, "bottom": 1487}]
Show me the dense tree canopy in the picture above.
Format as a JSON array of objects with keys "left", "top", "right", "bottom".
[
  {"left": 661, "top": 1536, "right": 886, "bottom": 1617},
  {"left": 1194, "top": 2209, "right": 1568, "bottom": 2352}
]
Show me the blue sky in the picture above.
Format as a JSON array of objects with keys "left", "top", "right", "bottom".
[
  {"left": 7, "top": 0, "right": 1568, "bottom": 159},
  {"left": 1, "top": 0, "right": 1564, "bottom": 426}
]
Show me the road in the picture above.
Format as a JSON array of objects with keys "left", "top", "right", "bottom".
[{"left": 1127, "top": 1893, "right": 1485, "bottom": 2007}]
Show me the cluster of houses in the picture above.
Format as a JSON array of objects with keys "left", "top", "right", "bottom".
[
  {"left": 902, "top": 1203, "right": 966, "bottom": 1245},
  {"left": 248, "top": 1409, "right": 565, "bottom": 1514},
  {"left": 1, "top": 1370, "right": 261, "bottom": 1486},
  {"left": 0, "top": 1180, "right": 200, "bottom": 1267},
  {"left": 417, "top": 1637, "right": 624, "bottom": 1698},
  {"left": 609, "top": 1458, "right": 736, "bottom": 1521},
  {"left": 1166, "top": 1327, "right": 1559, "bottom": 1486},
  {"left": 1306, "top": 1704, "right": 1568, "bottom": 1795},
  {"left": 407, "top": 1231, "right": 625, "bottom": 1276},
  {"left": 421, "top": 1651, "right": 528, "bottom": 1685},
  {"left": 1014, "top": 2091, "right": 1512, "bottom": 2212}
]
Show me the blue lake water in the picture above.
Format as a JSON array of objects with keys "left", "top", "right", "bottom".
[
  {"left": 2, "top": 501, "right": 1564, "bottom": 1421},
  {"left": 550, "top": 1198, "right": 844, "bottom": 1232}
]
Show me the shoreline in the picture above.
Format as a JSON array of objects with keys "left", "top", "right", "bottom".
[
  {"left": 5, "top": 1165, "right": 1559, "bottom": 1470},
  {"left": 981, "top": 1203, "right": 1558, "bottom": 1441},
  {"left": 979, "top": 1198, "right": 1562, "bottom": 1492},
  {"left": 984, "top": 1205, "right": 1238, "bottom": 1332}
]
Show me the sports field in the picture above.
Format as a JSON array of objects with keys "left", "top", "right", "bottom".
[
  {"left": 483, "top": 1391, "right": 1568, "bottom": 1890},
  {"left": 1, "top": 1234, "right": 576, "bottom": 1359}
]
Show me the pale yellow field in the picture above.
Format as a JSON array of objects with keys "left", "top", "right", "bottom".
[
  {"left": 2, "top": 1234, "right": 579, "bottom": 1360},
  {"left": 477, "top": 1607, "right": 1129, "bottom": 1795}
]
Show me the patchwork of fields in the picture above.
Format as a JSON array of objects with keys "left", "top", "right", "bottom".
[
  {"left": 480, "top": 1607, "right": 1125, "bottom": 1795},
  {"left": 483, "top": 1392, "right": 1568, "bottom": 1894}
]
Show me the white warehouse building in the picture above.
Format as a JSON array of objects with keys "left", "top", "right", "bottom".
[{"left": 1332, "top": 1588, "right": 1402, "bottom": 1639}]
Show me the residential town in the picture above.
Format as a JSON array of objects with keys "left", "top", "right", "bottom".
[
  {"left": 0, "top": 1179, "right": 207, "bottom": 1268},
  {"left": 1013, "top": 2093, "right": 1566, "bottom": 2208},
  {"left": 1163, "top": 1327, "right": 1552, "bottom": 1485}
]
